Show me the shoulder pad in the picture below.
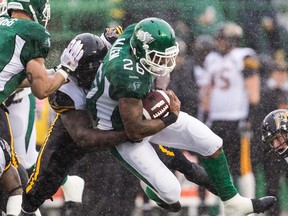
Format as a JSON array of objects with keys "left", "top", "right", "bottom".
[
  {"left": 49, "top": 91, "right": 75, "bottom": 114},
  {"left": 244, "top": 55, "right": 260, "bottom": 70},
  {"left": 21, "top": 20, "right": 50, "bottom": 59}
]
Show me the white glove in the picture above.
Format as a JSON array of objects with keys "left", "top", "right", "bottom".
[{"left": 60, "top": 39, "right": 84, "bottom": 73}]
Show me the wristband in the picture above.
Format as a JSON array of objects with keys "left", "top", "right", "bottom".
[
  {"left": 160, "top": 112, "right": 178, "bottom": 127},
  {"left": 57, "top": 69, "right": 69, "bottom": 82},
  {"left": 61, "top": 65, "right": 73, "bottom": 74}
]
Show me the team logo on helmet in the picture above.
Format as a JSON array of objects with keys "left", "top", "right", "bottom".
[
  {"left": 274, "top": 112, "right": 288, "bottom": 130},
  {"left": 136, "top": 29, "right": 155, "bottom": 45}
]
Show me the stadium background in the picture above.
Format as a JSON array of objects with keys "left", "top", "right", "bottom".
[{"left": 35, "top": 0, "right": 288, "bottom": 215}]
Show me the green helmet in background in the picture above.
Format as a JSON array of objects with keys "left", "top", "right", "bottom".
[
  {"left": 130, "top": 17, "right": 179, "bottom": 76},
  {"left": 7, "top": 0, "right": 50, "bottom": 28}
]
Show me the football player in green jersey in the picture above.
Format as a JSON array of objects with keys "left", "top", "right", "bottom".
[
  {"left": 1, "top": 0, "right": 84, "bottom": 103},
  {"left": 86, "top": 17, "right": 276, "bottom": 215},
  {"left": 0, "top": 1, "right": 83, "bottom": 215},
  {"left": 0, "top": 1, "right": 26, "bottom": 215}
]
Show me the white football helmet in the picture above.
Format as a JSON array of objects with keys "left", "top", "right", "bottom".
[{"left": 0, "top": 0, "right": 7, "bottom": 16}]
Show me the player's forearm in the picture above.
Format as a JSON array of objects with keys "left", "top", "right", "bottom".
[
  {"left": 75, "top": 129, "right": 128, "bottom": 151},
  {"left": 30, "top": 72, "right": 66, "bottom": 99},
  {"left": 124, "top": 119, "right": 167, "bottom": 141},
  {"left": 245, "top": 74, "right": 260, "bottom": 105},
  {"left": 62, "top": 110, "right": 128, "bottom": 150}
]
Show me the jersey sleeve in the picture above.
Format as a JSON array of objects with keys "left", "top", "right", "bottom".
[
  {"left": 240, "top": 48, "right": 260, "bottom": 78},
  {"left": 48, "top": 91, "right": 76, "bottom": 114},
  {"left": 21, "top": 21, "right": 50, "bottom": 62}
]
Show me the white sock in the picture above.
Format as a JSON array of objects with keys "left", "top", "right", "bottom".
[
  {"left": 239, "top": 172, "right": 255, "bottom": 198},
  {"left": 224, "top": 193, "right": 253, "bottom": 215},
  {"left": 6, "top": 195, "right": 22, "bottom": 215},
  {"left": 61, "top": 175, "right": 85, "bottom": 203},
  {"left": 35, "top": 209, "right": 42, "bottom": 216}
]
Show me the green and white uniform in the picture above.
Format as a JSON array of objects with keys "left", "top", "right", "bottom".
[
  {"left": 87, "top": 24, "right": 154, "bottom": 130},
  {"left": 0, "top": 16, "right": 49, "bottom": 171},
  {"left": 0, "top": 16, "right": 50, "bottom": 104},
  {"left": 87, "top": 24, "right": 223, "bottom": 205}
]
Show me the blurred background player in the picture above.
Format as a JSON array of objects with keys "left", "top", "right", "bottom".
[{"left": 204, "top": 22, "right": 260, "bottom": 200}]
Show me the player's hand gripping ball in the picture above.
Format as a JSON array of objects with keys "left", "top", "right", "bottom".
[{"left": 142, "top": 90, "right": 170, "bottom": 119}]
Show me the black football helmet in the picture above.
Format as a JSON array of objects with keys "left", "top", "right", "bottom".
[
  {"left": 71, "top": 33, "right": 108, "bottom": 89},
  {"left": 262, "top": 109, "right": 288, "bottom": 162}
]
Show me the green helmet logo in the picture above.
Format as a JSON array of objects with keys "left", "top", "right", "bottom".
[
  {"left": 130, "top": 17, "right": 179, "bottom": 76},
  {"left": 8, "top": 0, "right": 50, "bottom": 28}
]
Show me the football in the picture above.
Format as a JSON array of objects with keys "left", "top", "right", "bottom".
[{"left": 142, "top": 90, "right": 170, "bottom": 119}]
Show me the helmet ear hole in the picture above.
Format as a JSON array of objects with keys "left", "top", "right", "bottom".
[{"left": 142, "top": 44, "right": 149, "bottom": 50}]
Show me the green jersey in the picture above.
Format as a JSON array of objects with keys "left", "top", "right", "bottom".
[
  {"left": 86, "top": 24, "right": 154, "bottom": 130},
  {"left": 0, "top": 16, "right": 50, "bottom": 104}
]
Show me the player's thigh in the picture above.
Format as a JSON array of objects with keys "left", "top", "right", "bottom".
[
  {"left": 111, "top": 139, "right": 181, "bottom": 202},
  {"left": 149, "top": 111, "right": 222, "bottom": 156}
]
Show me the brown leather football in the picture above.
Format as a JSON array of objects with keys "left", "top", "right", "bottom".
[{"left": 142, "top": 90, "right": 170, "bottom": 119}]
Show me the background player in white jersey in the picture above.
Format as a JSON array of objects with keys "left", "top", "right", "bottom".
[
  {"left": 204, "top": 22, "right": 260, "bottom": 199},
  {"left": 86, "top": 17, "right": 275, "bottom": 215}
]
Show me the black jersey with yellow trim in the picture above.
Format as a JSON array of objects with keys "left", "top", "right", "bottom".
[{"left": 48, "top": 77, "right": 87, "bottom": 114}]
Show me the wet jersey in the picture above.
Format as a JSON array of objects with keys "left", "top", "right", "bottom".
[
  {"left": 0, "top": 16, "right": 50, "bottom": 104},
  {"left": 86, "top": 24, "right": 154, "bottom": 130},
  {"left": 49, "top": 77, "right": 87, "bottom": 114}
]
